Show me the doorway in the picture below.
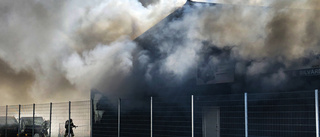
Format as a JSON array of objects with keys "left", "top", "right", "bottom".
[{"left": 203, "top": 107, "right": 220, "bottom": 137}]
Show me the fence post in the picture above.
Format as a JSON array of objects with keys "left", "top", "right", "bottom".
[
  {"left": 49, "top": 103, "right": 52, "bottom": 137},
  {"left": 18, "top": 105, "right": 21, "bottom": 137},
  {"left": 316, "top": 89, "right": 319, "bottom": 137},
  {"left": 90, "top": 99, "right": 93, "bottom": 137},
  {"left": 68, "top": 101, "right": 71, "bottom": 137},
  {"left": 192, "top": 95, "right": 194, "bottom": 137},
  {"left": 151, "top": 97, "right": 153, "bottom": 137},
  {"left": 32, "top": 104, "right": 35, "bottom": 137},
  {"left": 245, "top": 93, "right": 248, "bottom": 137},
  {"left": 5, "top": 105, "right": 7, "bottom": 137},
  {"left": 118, "top": 98, "right": 121, "bottom": 137}
]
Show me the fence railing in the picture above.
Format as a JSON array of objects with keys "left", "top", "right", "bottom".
[
  {"left": 0, "top": 101, "right": 90, "bottom": 137},
  {"left": 1, "top": 89, "right": 320, "bottom": 137},
  {"left": 92, "top": 89, "right": 320, "bottom": 137}
]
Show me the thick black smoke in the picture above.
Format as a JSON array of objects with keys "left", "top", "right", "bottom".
[
  {"left": 139, "top": 0, "right": 160, "bottom": 7},
  {"left": 129, "top": 0, "right": 320, "bottom": 95}
]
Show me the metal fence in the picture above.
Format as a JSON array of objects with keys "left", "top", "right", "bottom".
[
  {"left": 0, "top": 101, "right": 90, "bottom": 137},
  {"left": 92, "top": 89, "right": 320, "bottom": 137},
  {"left": 1, "top": 89, "right": 320, "bottom": 137}
]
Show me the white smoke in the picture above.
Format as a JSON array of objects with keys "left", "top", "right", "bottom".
[
  {"left": 0, "top": 0, "right": 186, "bottom": 105},
  {"left": 62, "top": 37, "right": 137, "bottom": 94}
]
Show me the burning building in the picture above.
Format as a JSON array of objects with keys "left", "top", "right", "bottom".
[
  {"left": 91, "top": 0, "right": 320, "bottom": 137},
  {"left": 1, "top": 0, "right": 319, "bottom": 136}
]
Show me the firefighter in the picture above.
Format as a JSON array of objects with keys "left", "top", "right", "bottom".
[
  {"left": 41, "top": 120, "right": 49, "bottom": 137},
  {"left": 64, "top": 119, "right": 77, "bottom": 137}
]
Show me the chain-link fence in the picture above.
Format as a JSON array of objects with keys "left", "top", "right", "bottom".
[{"left": 1, "top": 89, "right": 320, "bottom": 137}]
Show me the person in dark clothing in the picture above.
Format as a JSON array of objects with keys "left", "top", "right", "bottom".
[
  {"left": 41, "top": 120, "right": 49, "bottom": 137},
  {"left": 64, "top": 119, "right": 77, "bottom": 137}
]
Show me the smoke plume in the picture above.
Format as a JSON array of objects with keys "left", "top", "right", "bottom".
[
  {"left": 0, "top": 0, "right": 186, "bottom": 105},
  {"left": 133, "top": 0, "right": 320, "bottom": 93},
  {"left": 1, "top": 0, "right": 320, "bottom": 105}
]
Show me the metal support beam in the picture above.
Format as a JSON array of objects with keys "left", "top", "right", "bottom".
[
  {"left": 118, "top": 98, "right": 121, "bottom": 137},
  {"left": 5, "top": 105, "right": 8, "bottom": 137},
  {"left": 32, "top": 104, "right": 35, "bottom": 137},
  {"left": 192, "top": 95, "right": 194, "bottom": 137},
  {"left": 49, "top": 103, "right": 52, "bottom": 137},
  {"left": 18, "top": 105, "right": 21, "bottom": 137},
  {"left": 316, "top": 89, "right": 319, "bottom": 137},
  {"left": 245, "top": 93, "right": 248, "bottom": 137},
  {"left": 90, "top": 99, "right": 93, "bottom": 137},
  {"left": 68, "top": 101, "right": 71, "bottom": 137},
  {"left": 151, "top": 97, "right": 153, "bottom": 137}
]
